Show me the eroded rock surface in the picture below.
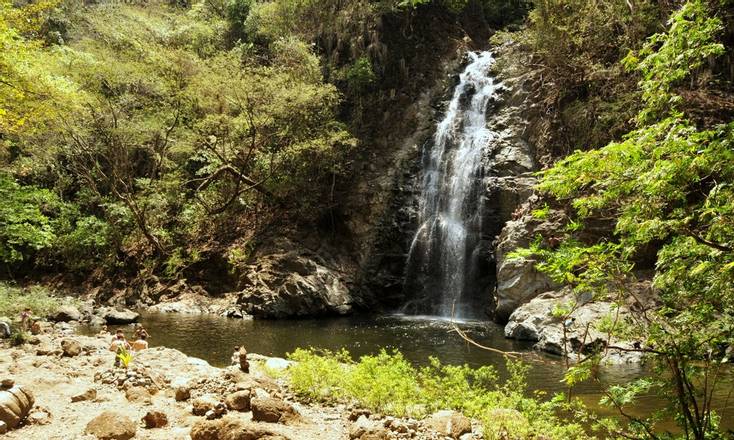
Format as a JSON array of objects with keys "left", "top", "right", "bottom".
[{"left": 238, "top": 250, "right": 352, "bottom": 318}]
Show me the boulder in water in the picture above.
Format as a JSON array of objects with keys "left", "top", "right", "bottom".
[
  {"left": 52, "top": 305, "right": 82, "bottom": 322},
  {"left": 102, "top": 308, "right": 139, "bottom": 324}
]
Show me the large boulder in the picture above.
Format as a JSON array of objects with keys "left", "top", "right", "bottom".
[
  {"left": 493, "top": 209, "right": 562, "bottom": 322},
  {"left": 51, "top": 305, "right": 82, "bottom": 322},
  {"left": 101, "top": 308, "right": 140, "bottom": 324},
  {"left": 505, "top": 288, "right": 643, "bottom": 363},
  {"left": 84, "top": 411, "right": 136, "bottom": 440},
  {"left": 0, "top": 385, "right": 34, "bottom": 429},
  {"left": 238, "top": 250, "right": 353, "bottom": 318}
]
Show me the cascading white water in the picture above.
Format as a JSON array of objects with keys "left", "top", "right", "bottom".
[{"left": 404, "top": 51, "right": 500, "bottom": 319}]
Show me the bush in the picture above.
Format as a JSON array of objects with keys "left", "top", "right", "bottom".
[
  {"left": 285, "top": 348, "right": 591, "bottom": 439},
  {"left": 0, "top": 283, "right": 76, "bottom": 319}
]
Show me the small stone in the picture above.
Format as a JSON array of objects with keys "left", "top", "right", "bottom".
[
  {"left": 0, "top": 379, "right": 14, "bottom": 389},
  {"left": 124, "top": 386, "right": 151, "bottom": 404},
  {"left": 71, "top": 388, "right": 97, "bottom": 402},
  {"left": 85, "top": 411, "right": 136, "bottom": 440},
  {"left": 60, "top": 338, "right": 82, "bottom": 357},
  {"left": 192, "top": 395, "right": 219, "bottom": 416},
  {"left": 142, "top": 410, "right": 168, "bottom": 428},
  {"left": 0, "top": 420, "right": 6, "bottom": 434},
  {"left": 251, "top": 397, "right": 299, "bottom": 424},
  {"left": 27, "top": 410, "right": 51, "bottom": 425},
  {"left": 224, "top": 390, "right": 251, "bottom": 412},
  {"left": 174, "top": 386, "right": 191, "bottom": 401}
]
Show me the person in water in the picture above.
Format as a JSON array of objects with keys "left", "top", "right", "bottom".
[
  {"left": 131, "top": 332, "right": 148, "bottom": 352},
  {"left": 109, "top": 330, "right": 131, "bottom": 367},
  {"left": 133, "top": 324, "right": 149, "bottom": 340}
]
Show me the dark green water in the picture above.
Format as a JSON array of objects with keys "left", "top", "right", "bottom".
[{"left": 83, "top": 312, "right": 734, "bottom": 429}]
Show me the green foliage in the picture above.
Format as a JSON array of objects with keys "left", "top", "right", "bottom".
[
  {"left": 116, "top": 347, "right": 134, "bottom": 368},
  {"left": 9, "top": 330, "right": 29, "bottom": 347},
  {"left": 0, "top": 175, "right": 57, "bottom": 263},
  {"left": 526, "top": 1, "right": 734, "bottom": 438},
  {"left": 344, "top": 56, "right": 376, "bottom": 94},
  {"left": 286, "top": 348, "right": 591, "bottom": 439},
  {"left": 622, "top": 0, "right": 725, "bottom": 122},
  {"left": 0, "top": 283, "right": 76, "bottom": 318}
]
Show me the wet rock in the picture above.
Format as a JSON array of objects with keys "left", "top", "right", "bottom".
[
  {"left": 142, "top": 410, "right": 168, "bottom": 428},
  {"left": 148, "top": 301, "right": 205, "bottom": 314},
  {"left": 224, "top": 390, "right": 251, "bottom": 411},
  {"left": 0, "top": 421, "right": 6, "bottom": 434},
  {"left": 85, "top": 410, "right": 136, "bottom": 440},
  {"left": 424, "top": 410, "right": 472, "bottom": 439},
  {"left": 239, "top": 249, "right": 353, "bottom": 318},
  {"left": 61, "top": 338, "right": 82, "bottom": 357},
  {"left": 102, "top": 308, "right": 140, "bottom": 324},
  {"left": 192, "top": 395, "right": 220, "bottom": 416},
  {"left": 71, "top": 388, "right": 97, "bottom": 402},
  {"left": 51, "top": 305, "right": 82, "bottom": 322},
  {"left": 0, "top": 322, "right": 10, "bottom": 339},
  {"left": 251, "top": 397, "right": 299, "bottom": 424},
  {"left": 0, "top": 385, "right": 34, "bottom": 429}
]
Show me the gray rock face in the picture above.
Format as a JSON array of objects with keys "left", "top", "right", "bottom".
[
  {"left": 239, "top": 251, "right": 352, "bottom": 319},
  {"left": 494, "top": 209, "right": 563, "bottom": 322},
  {"left": 505, "top": 289, "right": 643, "bottom": 363},
  {"left": 85, "top": 411, "right": 136, "bottom": 440}
]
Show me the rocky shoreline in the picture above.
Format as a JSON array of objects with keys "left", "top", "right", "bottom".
[{"left": 0, "top": 325, "right": 485, "bottom": 440}]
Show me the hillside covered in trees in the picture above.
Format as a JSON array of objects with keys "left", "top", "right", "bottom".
[{"left": 2, "top": 0, "right": 734, "bottom": 438}]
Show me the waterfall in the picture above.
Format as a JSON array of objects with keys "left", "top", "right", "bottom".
[{"left": 403, "top": 51, "right": 500, "bottom": 319}]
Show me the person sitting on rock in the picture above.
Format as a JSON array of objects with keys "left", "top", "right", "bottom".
[
  {"left": 20, "top": 308, "right": 32, "bottom": 331},
  {"left": 131, "top": 333, "right": 149, "bottom": 352},
  {"left": 97, "top": 325, "right": 110, "bottom": 338},
  {"left": 109, "top": 330, "right": 131, "bottom": 367}
]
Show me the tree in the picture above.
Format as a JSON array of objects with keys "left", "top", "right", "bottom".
[{"left": 523, "top": 1, "right": 733, "bottom": 438}]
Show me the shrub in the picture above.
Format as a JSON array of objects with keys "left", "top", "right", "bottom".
[
  {"left": 0, "top": 283, "right": 75, "bottom": 319},
  {"left": 284, "top": 348, "right": 591, "bottom": 439}
]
